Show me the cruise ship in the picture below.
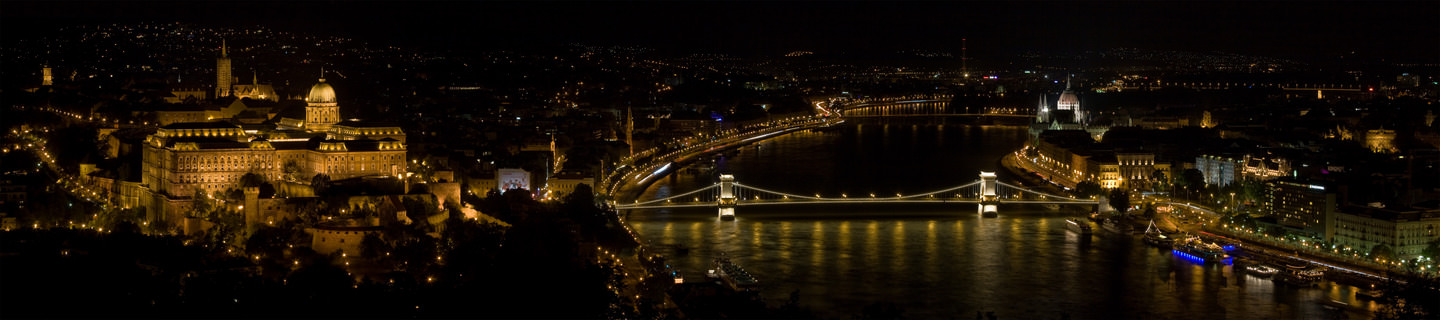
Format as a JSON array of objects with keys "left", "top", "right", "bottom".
[
  {"left": 1172, "top": 236, "right": 1231, "bottom": 264},
  {"left": 1065, "top": 218, "right": 1093, "bottom": 235},
  {"left": 1241, "top": 262, "right": 1280, "bottom": 278},
  {"left": 709, "top": 253, "right": 758, "bottom": 291},
  {"left": 1275, "top": 263, "right": 1325, "bottom": 286}
]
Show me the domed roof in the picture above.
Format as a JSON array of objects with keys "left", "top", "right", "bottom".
[
  {"left": 1056, "top": 75, "right": 1079, "bottom": 110},
  {"left": 1056, "top": 89, "right": 1080, "bottom": 110},
  {"left": 306, "top": 78, "right": 336, "bottom": 104}
]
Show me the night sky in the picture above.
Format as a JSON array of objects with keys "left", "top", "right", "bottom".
[{"left": 4, "top": 1, "right": 1438, "bottom": 61}]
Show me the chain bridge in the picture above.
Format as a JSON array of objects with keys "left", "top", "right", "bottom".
[{"left": 615, "top": 172, "right": 1099, "bottom": 219}]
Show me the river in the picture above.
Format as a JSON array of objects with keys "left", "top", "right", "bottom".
[{"left": 626, "top": 122, "right": 1375, "bottom": 319}]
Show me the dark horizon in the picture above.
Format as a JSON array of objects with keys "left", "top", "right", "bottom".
[{"left": 4, "top": 1, "right": 1439, "bottom": 61}]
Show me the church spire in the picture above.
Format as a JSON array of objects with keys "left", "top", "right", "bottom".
[
  {"left": 1065, "top": 74, "right": 1072, "bottom": 90},
  {"left": 221, "top": 39, "right": 228, "bottom": 58},
  {"left": 319, "top": 67, "right": 326, "bottom": 82}
]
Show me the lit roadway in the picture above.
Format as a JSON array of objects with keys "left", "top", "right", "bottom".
[
  {"left": 595, "top": 112, "right": 842, "bottom": 314},
  {"left": 1145, "top": 191, "right": 1433, "bottom": 282},
  {"left": 1003, "top": 143, "right": 1436, "bottom": 280}
]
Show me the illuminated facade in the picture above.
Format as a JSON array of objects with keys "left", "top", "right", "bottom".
[
  {"left": 229, "top": 71, "right": 278, "bottom": 102},
  {"left": 1264, "top": 180, "right": 1337, "bottom": 241},
  {"left": 1116, "top": 153, "right": 1167, "bottom": 189},
  {"left": 139, "top": 78, "right": 407, "bottom": 228},
  {"left": 328, "top": 121, "right": 406, "bottom": 143},
  {"left": 1197, "top": 153, "right": 1294, "bottom": 187},
  {"left": 1333, "top": 205, "right": 1440, "bottom": 259},
  {"left": 1366, "top": 128, "right": 1397, "bottom": 153},
  {"left": 1196, "top": 154, "right": 1243, "bottom": 187},
  {"left": 141, "top": 122, "right": 405, "bottom": 197}
]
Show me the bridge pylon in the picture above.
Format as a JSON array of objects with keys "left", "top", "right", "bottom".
[
  {"left": 978, "top": 171, "right": 999, "bottom": 217},
  {"left": 718, "top": 174, "right": 737, "bottom": 220}
]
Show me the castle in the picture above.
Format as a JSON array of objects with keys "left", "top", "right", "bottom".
[{"left": 136, "top": 41, "right": 409, "bottom": 232}]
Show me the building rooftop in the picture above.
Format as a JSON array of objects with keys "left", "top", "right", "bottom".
[{"left": 161, "top": 121, "right": 241, "bottom": 129}]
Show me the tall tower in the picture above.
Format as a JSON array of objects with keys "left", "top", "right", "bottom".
[
  {"left": 961, "top": 38, "right": 969, "bottom": 80},
  {"left": 42, "top": 66, "right": 53, "bottom": 86},
  {"left": 215, "top": 40, "right": 232, "bottom": 99},
  {"left": 305, "top": 69, "right": 340, "bottom": 131},
  {"left": 625, "top": 106, "right": 635, "bottom": 156}
]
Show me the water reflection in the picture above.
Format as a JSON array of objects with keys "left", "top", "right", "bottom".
[{"left": 625, "top": 124, "right": 1368, "bottom": 319}]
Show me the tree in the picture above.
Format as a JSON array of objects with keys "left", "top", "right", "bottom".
[
  {"left": 1422, "top": 238, "right": 1440, "bottom": 260},
  {"left": 190, "top": 189, "right": 213, "bottom": 216},
  {"left": 1369, "top": 244, "right": 1396, "bottom": 261},
  {"left": 311, "top": 173, "right": 331, "bottom": 195},
  {"left": 359, "top": 233, "right": 391, "bottom": 260},
  {"left": 1180, "top": 169, "right": 1205, "bottom": 192},
  {"left": 1374, "top": 274, "right": 1440, "bottom": 319},
  {"left": 1109, "top": 188, "right": 1131, "bottom": 214},
  {"left": 1150, "top": 169, "right": 1169, "bottom": 192},
  {"left": 562, "top": 184, "right": 600, "bottom": 219},
  {"left": 282, "top": 160, "right": 302, "bottom": 182},
  {"left": 239, "top": 172, "right": 266, "bottom": 188},
  {"left": 47, "top": 126, "right": 105, "bottom": 174},
  {"left": 1075, "top": 181, "right": 1103, "bottom": 198}
]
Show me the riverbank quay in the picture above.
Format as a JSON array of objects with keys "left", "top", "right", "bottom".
[
  {"left": 1001, "top": 146, "right": 1437, "bottom": 286},
  {"left": 603, "top": 117, "right": 840, "bottom": 200},
  {"left": 593, "top": 116, "right": 841, "bottom": 318}
]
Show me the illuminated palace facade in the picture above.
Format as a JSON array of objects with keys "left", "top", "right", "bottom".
[{"left": 140, "top": 75, "right": 407, "bottom": 227}]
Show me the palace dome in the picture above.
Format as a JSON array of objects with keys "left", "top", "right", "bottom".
[{"left": 306, "top": 78, "right": 336, "bottom": 104}]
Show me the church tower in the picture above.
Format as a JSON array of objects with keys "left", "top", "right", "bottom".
[
  {"left": 305, "top": 70, "right": 340, "bottom": 131},
  {"left": 42, "top": 66, "right": 53, "bottom": 86},
  {"left": 216, "top": 40, "right": 232, "bottom": 99}
]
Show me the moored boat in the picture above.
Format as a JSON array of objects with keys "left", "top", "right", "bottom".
[
  {"left": 1172, "top": 236, "right": 1231, "bottom": 264},
  {"left": 1276, "top": 263, "right": 1325, "bottom": 286},
  {"left": 1066, "top": 218, "right": 1093, "bottom": 235},
  {"left": 1243, "top": 263, "right": 1280, "bottom": 278},
  {"left": 1143, "top": 220, "right": 1173, "bottom": 247},
  {"left": 710, "top": 252, "right": 759, "bottom": 291}
]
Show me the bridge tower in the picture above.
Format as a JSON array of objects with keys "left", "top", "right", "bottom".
[
  {"left": 718, "top": 174, "right": 737, "bottom": 220},
  {"left": 978, "top": 172, "right": 999, "bottom": 217}
]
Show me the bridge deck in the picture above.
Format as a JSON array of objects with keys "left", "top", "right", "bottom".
[{"left": 618, "top": 199, "right": 1096, "bottom": 210}]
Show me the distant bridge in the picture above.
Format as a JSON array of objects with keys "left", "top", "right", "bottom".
[
  {"left": 615, "top": 172, "right": 1099, "bottom": 218},
  {"left": 836, "top": 99, "right": 1034, "bottom": 119}
]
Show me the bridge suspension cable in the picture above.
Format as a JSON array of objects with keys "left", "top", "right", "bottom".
[
  {"left": 732, "top": 180, "right": 984, "bottom": 202},
  {"left": 624, "top": 183, "right": 720, "bottom": 207},
  {"left": 994, "top": 181, "right": 1092, "bottom": 201}
]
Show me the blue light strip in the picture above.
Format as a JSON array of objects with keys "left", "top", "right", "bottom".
[{"left": 1173, "top": 250, "right": 1233, "bottom": 265}]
